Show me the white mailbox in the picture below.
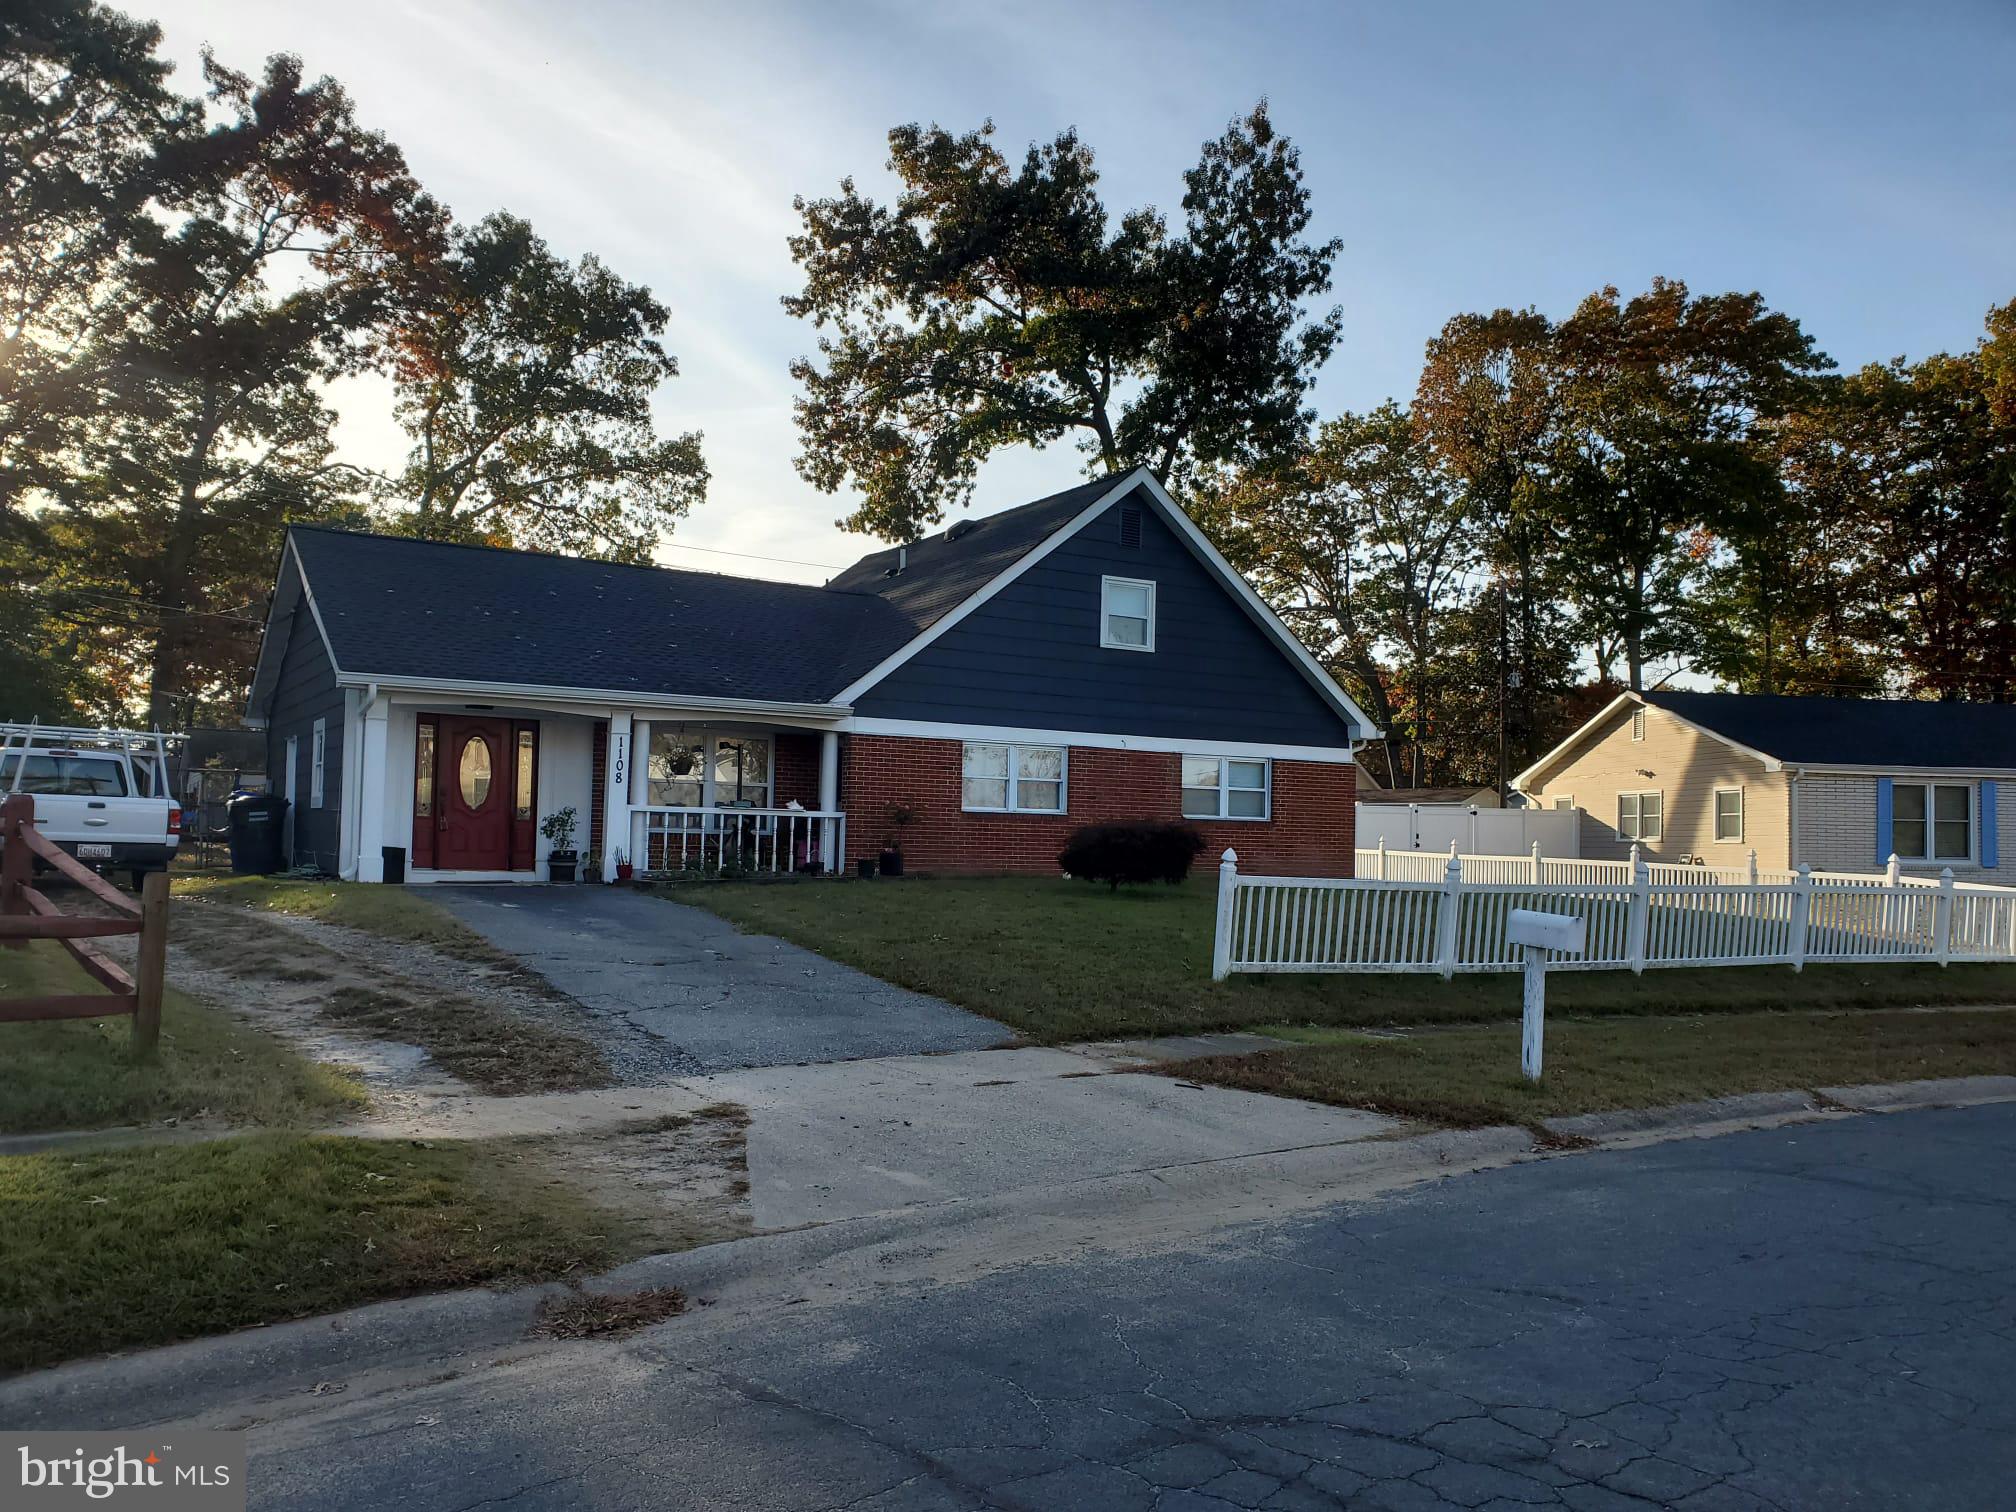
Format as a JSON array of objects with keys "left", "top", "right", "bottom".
[
  {"left": 1507, "top": 909, "right": 1587, "bottom": 954},
  {"left": 1506, "top": 908, "right": 1584, "bottom": 1083}
]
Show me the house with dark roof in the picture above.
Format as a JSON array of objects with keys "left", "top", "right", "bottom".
[
  {"left": 1513, "top": 690, "right": 2015, "bottom": 876},
  {"left": 247, "top": 467, "right": 1375, "bottom": 882}
]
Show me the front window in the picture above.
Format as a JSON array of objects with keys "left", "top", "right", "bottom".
[
  {"left": 1181, "top": 755, "right": 1271, "bottom": 820},
  {"left": 1100, "top": 576, "right": 1155, "bottom": 651},
  {"left": 1551, "top": 795, "right": 1574, "bottom": 812},
  {"left": 711, "top": 737, "right": 771, "bottom": 808},
  {"left": 962, "top": 742, "right": 1066, "bottom": 812},
  {"left": 1714, "top": 787, "right": 1743, "bottom": 842},
  {"left": 646, "top": 733, "right": 772, "bottom": 809},
  {"left": 1892, "top": 781, "right": 1970, "bottom": 862},
  {"left": 1619, "top": 790, "right": 1663, "bottom": 841}
]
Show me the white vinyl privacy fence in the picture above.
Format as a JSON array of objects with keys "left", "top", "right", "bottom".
[{"left": 1211, "top": 846, "right": 2016, "bottom": 980}]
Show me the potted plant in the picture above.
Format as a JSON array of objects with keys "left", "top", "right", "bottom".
[
  {"left": 878, "top": 800, "right": 921, "bottom": 878},
  {"left": 581, "top": 849, "right": 602, "bottom": 883},
  {"left": 614, "top": 847, "right": 634, "bottom": 882},
  {"left": 541, "top": 807, "right": 580, "bottom": 882}
]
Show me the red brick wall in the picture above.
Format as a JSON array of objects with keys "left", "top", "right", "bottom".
[
  {"left": 773, "top": 731, "right": 822, "bottom": 808},
  {"left": 840, "top": 734, "right": 1355, "bottom": 877},
  {"left": 588, "top": 718, "right": 608, "bottom": 858}
]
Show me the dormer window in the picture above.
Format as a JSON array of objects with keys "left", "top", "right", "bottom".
[{"left": 1101, "top": 575, "right": 1155, "bottom": 652}]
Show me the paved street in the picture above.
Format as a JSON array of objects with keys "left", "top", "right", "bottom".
[
  {"left": 432, "top": 885, "right": 1006, "bottom": 1075},
  {"left": 239, "top": 1104, "right": 2016, "bottom": 1511}
]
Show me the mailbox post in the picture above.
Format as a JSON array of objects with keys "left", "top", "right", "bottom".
[{"left": 1506, "top": 908, "right": 1587, "bottom": 1082}]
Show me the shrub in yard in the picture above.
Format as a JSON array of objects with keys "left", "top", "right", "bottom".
[{"left": 1059, "top": 821, "right": 1205, "bottom": 890}]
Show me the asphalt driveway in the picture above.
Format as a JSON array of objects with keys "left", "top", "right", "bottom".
[
  {"left": 233, "top": 1102, "right": 2016, "bottom": 1509},
  {"left": 431, "top": 885, "right": 1006, "bottom": 1076}
]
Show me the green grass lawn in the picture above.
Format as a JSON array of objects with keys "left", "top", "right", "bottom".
[
  {"left": 1159, "top": 1010, "right": 2016, "bottom": 1130},
  {"left": 0, "top": 943, "right": 364, "bottom": 1135},
  {"left": 684, "top": 876, "right": 2016, "bottom": 1042},
  {"left": 0, "top": 1132, "right": 628, "bottom": 1374},
  {"left": 172, "top": 874, "right": 493, "bottom": 958}
]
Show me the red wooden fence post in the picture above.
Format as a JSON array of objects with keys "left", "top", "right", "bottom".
[
  {"left": 133, "top": 869, "right": 169, "bottom": 1058},
  {"left": 1, "top": 794, "right": 31, "bottom": 950}
]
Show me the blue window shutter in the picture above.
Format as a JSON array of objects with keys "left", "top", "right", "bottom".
[
  {"left": 1983, "top": 780, "right": 1999, "bottom": 869},
  {"left": 1875, "top": 777, "right": 1893, "bottom": 864}
]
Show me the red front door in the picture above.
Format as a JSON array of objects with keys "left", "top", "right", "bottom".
[{"left": 435, "top": 716, "right": 512, "bottom": 870}]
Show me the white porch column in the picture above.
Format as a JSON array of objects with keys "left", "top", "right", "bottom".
[
  {"left": 818, "top": 730, "right": 841, "bottom": 872},
  {"left": 603, "top": 711, "right": 633, "bottom": 881},
  {"left": 355, "top": 694, "right": 390, "bottom": 882},
  {"left": 630, "top": 721, "right": 651, "bottom": 805}
]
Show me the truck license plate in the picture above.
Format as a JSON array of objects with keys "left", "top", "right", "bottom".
[{"left": 76, "top": 843, "right": 112, "bottom": 859}]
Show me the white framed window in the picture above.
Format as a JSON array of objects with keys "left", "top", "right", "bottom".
[
  {"left": 1630, "top": 707, "right": 1647, "bottom": 742},
  {"left": 1100, "top": 575, "right": 1156, "bottom": 652},
  {"left": 310, "top": 719, "right": 326, "bottom": 808},
  {"left": 1713, "top": 787, "right": 1744, "bottom": 842},
  {"left": 962, "top": 742, "right": 1066, "bottom": 813},
  {"left": 1892, "top": 781, "right": 1971, "bottom": 862},
  {"left": 1618, "top": 790, "right": 1662, "bottom": 841},
  {"left": 646, "top": 733, "right": 771, "bottom": 809},
  {"left": 1181, "top": 755, "right": 1271, "bottom": 820},
  {"left": 1551, "top": 794, "right": 1574, "bottom": 812}
]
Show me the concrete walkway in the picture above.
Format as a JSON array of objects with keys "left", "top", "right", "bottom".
[{"left": 430, "top": 884, "right": 1007, "bottom": 1076}]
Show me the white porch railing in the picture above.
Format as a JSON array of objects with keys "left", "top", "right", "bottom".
[
  {"left": 1215, "top": 846, "right": 2016, "bottom": 979},
  {"left": 628, "top": 806, "right": 845, "bottom": 876}
]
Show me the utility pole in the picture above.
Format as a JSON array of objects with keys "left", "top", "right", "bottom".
[{"left": 1495, "top": 582, "right": 1509, "bottom": 802}]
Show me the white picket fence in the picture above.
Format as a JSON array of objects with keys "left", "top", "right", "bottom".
[{"left": 1213, "top": 846, "right": 2016, "bottom": 980}]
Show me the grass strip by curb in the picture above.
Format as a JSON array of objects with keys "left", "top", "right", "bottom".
[
  {"left": 1157, "top": 1010, "right": 2016, "bottom": 1130},
  {"left": 0, "top": 1132, "right": 629, "bottom": 1375}
]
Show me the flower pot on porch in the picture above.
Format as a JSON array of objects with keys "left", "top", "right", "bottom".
[
  {"left": 548, "top": 850, "right": 578, "bottom": 883},
  {"left": 878, "top": 848, "right": 905, "bottom": 878},
  {"left": 616, "top": 863, "right": 634, "bottom": 882},
  {"left": 856, "top": 858, "right": 876, "bottom": 880}
]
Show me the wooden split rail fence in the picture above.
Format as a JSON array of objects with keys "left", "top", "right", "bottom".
[
  {"left": 0, "top": 794, "right": 167, "bottom": 1054},
  {"left": 1213, "top": 845, "right": 2016, "bottom": 981}
]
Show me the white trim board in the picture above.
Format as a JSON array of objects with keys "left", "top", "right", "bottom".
[
  {"left": 841, "top": 716, "right": 1356, "bottom": 765},
  {"left": 831, "top": 467, "right": 1381, "bottom": 741},
  {"left": 335, "top": 674, "right": 851, "bottom": 725}
]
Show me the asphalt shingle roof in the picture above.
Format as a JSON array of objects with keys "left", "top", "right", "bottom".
[
  {"left": 1643, "top": 691, "right": 2016, "bottom": 770},
  {"left": 824, "top": 472, "right": 1134, "bottom": 627},
  {"left": 287, "top": 528, "right": 922, "bottom": 704}
]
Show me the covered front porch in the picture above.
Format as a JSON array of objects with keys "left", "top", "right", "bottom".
[{"left": 341, "top": 685, "right": 846, "bottom": 883}]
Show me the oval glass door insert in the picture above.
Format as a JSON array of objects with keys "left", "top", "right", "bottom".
[{"left": 458, "top": 735, "right": 493, "bottom": 808}]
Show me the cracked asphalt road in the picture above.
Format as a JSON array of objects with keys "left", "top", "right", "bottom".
[
  {"left": 430, "top": 885, "right": 1005, "bottom": 1076},
  {"left": 245, "top": 1103, "right": 2016, "bottom": 1510}
]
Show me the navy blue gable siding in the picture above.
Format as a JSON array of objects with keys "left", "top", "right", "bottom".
[
  {"left": 854, "top": 491, "right": 1355, "bottom": 748},
  {"left": 261, "top": 555, "right": 346, "bottom": 872}
]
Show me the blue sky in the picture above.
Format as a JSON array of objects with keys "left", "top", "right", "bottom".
[{"left": 150, "top": 0, "right": 2016, "bottom": 583}]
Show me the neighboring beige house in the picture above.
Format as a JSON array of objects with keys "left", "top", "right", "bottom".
[{"left": 1514, "top": 691, "right": 2015, "bottom": 878}]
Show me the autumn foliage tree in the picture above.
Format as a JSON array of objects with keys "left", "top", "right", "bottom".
[{"left": 784, "top": 104, "right": 1341, "bottom": 541}]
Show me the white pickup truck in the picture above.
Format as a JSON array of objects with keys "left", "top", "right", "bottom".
[{"left": 0, "top": 723, "right": 182, "bottom": 888}]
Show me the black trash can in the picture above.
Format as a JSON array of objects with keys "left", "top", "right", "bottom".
[{"left": 227, "top": 791, "right": 288, "bottom": 874}]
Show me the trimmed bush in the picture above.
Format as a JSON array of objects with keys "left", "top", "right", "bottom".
[{"left": 1058, "top": 821, "right": 1206, "bottom": 890}]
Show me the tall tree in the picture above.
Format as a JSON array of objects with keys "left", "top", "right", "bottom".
[
  {"left": 1197, "top": 404, "right": 1477, "bottom": 786},
  {"left": 0, "top": 0, "right": 193, "bottom": 523},
  {"left": 1543, "top": 279, "right": 1830, "bottom": 689},
  {"left": 61, "top": 51, "right": 444, "bottom": 726},
  {"left": 784, "top": 103, "right": 1341, "bottom": 540},
  {"left": 1776, "top": 339, "right": 2016, "bottom": 701},
  {"left": 382, "top": 211, "right": 706, "bottom": 560},
  {"left": 1413, "top": 307, "right": 1565, "bottom": 775}
]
